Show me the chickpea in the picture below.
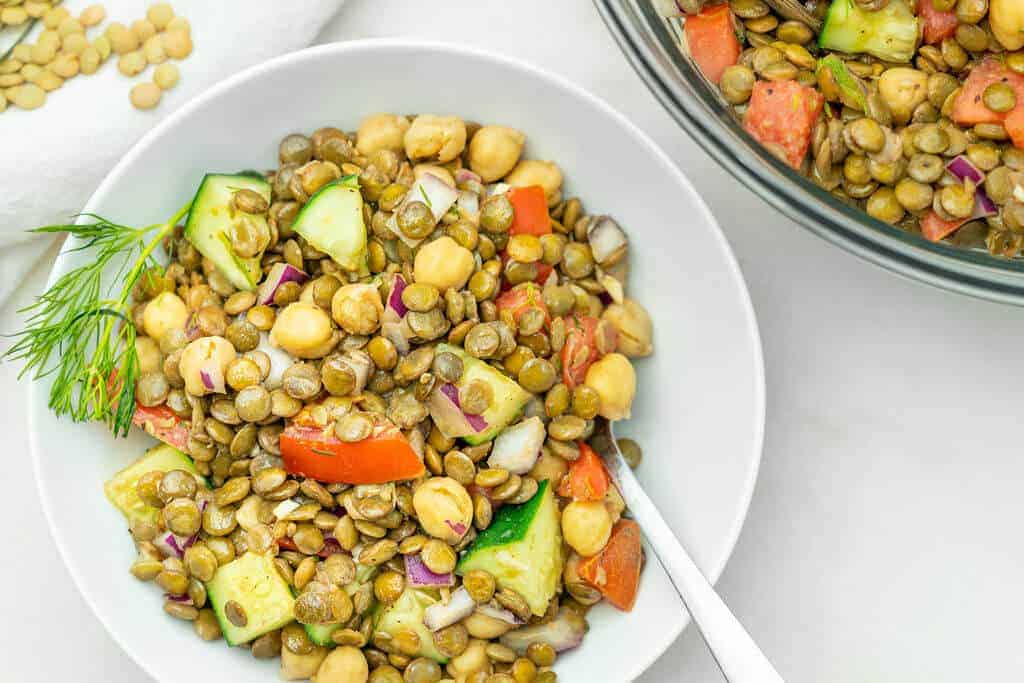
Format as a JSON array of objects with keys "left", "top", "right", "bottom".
[
  {"left": 504, "top": 160, "right": 562, "bottom": 202},
  {"left": 270, "top": 302, "right": 337, "bottom": 359},
  {"left": 142, "top": 291, "right": 188, "bottom": 340},
  {"left": 280, "top": 644, "right": 329, "bottom": 681},
  {"left": 135, "top": 336, "right": 163, "bottom": 374},
  {"left": 561, "top": 500, "right": 613, "bottom": 557},
  {"left": 331, "top": 283, "right": 384, "bottom": 335},
  {"left": 314, "top": 646, "right": 368, "bottom": 683},
  {"left": 877, "top": 68, "right": 929, "bottom": 125},
  {"left": 584, "top": 352, "right": 636, "bottom": 421},
  {"left": 601, "top": 299, "right": 653, "bottom": 358},
  {"left": 403, "top": 114, "right": 467, "bottom": 162},
  {"left": 412, "top": 477, "right": 472, "bottom": 543},
  {"left": 178, "top": 336, "right": 237, "bottom": 396},
  {"left": 447, "top": 639, "right": 492, "bottom": 680},
  {"left": 468, "top": 125, "right": 526, "bottom": 182},
  {"left": 355, "top": 113, "right": 410, "bottom": 156},
  {"left": 990, "top": 0, "right": 1024, "bottom": 50},
  {"left": 413, "top": 236, "right": 475, "bottom": 292}
]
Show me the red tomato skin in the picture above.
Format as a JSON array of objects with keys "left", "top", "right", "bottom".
[
  {"left": 560, "top": 315, "right": 617, "bottom": 389},
  {"left": 280, "top": 423, "right": 424, "bottom": 484},
  {"left": 918, "top": 0, "right": 959, "bottom": 44},
  {"left": 1006, "top": 107, "right": 1024, "bottom": 149},
  {"left": 684, "top": 4, "right": 742, "bottom": 85},
  {"left": 133, "top": 403, "right": 190, "bottom": 452},
  {"left": 920, "top": 210, "right": 969, "bottom": 242},
  {"left": 556, "top": 443, "right": 610, "bottom": 502},
  {"left": 953, "top": 58, "right": 1024, "bottom": 127},
  {"left": 743, "top": 80, "right": 824, "bottom": 169},
  {"left": 508, "top": 186, "right": 552, "bottom": 236}
]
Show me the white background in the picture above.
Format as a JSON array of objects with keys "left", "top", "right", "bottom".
[{"left": 3, "top": 1, "right": 1024, "bottom": 681}]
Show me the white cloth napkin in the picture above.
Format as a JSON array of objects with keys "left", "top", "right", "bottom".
[{"left": 0, "top": 0, "right": 343, "bottom": 304}]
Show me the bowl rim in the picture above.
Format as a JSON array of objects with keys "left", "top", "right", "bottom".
[
  {"left": 28, "top": 38, "right": 766, "bottom": 682},
  {"left": 595, "top": 0, "right": 1024, "bottom": 306}
]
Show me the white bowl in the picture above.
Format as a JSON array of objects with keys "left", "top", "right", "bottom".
[{"left": 29, "top": 40, "right": 764, "bottom": 682}]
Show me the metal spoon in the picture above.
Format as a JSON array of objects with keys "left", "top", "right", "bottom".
[{"left": 591, "top": 417, "right": 784, "bottom": 683}]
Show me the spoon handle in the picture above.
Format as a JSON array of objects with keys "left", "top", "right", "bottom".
[{"left": 592, "top": 419, "right": 783, "bottom": 683}]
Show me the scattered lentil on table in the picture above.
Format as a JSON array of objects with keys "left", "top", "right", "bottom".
[{"left": 0, "top": 1, "right": 191, "bottom": 113}]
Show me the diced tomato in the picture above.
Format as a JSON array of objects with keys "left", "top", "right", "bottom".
[
  {"left": 917, "top": 0, "right": 959, "bottom": 44},
  {"left": 561, "top": 315, "right": 617, "bottom": 389},
  {"left": 1006, "top": 107, "right": 1024, "bottom": 149},
  {"left": 684, "top": 4, "right": 742, "bottom": 85},
  {"left": 920, "top": 210, "right": 969, "bottom": 242},
  {"left": 743, "top": 80, "right": 824, "bottom": 169},
  {"left": 952, "top": 58, "right": 1024, "bottom": 127},
  {"left": 280, "top": 413, "right": 424, "bottom": 484},
  {"left": 133, "top": 403, "right": 190, "bottom": 452},
  {"left": 578, "top": 519, "right": 644, "bottom": 611},
  {"left": 556, "top": 443, "right": 609, "bottom": 502},
  {"left": 508, "top": 185, "right": 552, "bottom": 236},
  {"left": 496, "top": 282, "right": 549, "bottom": 327}
]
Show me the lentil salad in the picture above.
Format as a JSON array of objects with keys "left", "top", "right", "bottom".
[
  {"left": 9, "top": 113, "right": 656, "bottom": 682},
  {"left": 660, "top": 0, "right": 1024, "bottom": 254}
]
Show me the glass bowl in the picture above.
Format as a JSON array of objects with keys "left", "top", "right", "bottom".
[{"left": 595, "top": 0, "right": 1024, "bottom": 305}]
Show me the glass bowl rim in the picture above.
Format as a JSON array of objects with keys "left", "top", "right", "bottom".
[{"left": 595, "top": 0, "right": 1024, "bottom": 306}]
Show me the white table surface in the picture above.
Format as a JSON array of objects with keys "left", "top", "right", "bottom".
[{"left": 4, "top": 1, "right": 1024, "bottom": 681}]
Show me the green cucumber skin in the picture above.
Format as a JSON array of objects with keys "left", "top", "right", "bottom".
[
  {"left": 103, "top": 444, "right": 208, "bottom": 526},
  {"left": 436, "top": 344, "right": 531, "bottom": 445},
  {"left": 818, "top": 0, "right": 918, "bottom": 62},
  {"left": 206, "top": 553, "right": 295, "bottom": 646},
  {"left": 183, "top": 173, "right": 270, "bottom": 291},
  {"left": 372, "top": 588, "right": 449, "bottom": 663},
  {"left": 291, "top": 175, "right": 369, "bottom": 274},
  {"left": 301, "top": 564, "right": 378, "bottom": 647},
  {"left": 304, "top": 623, "right": 339, "bottom": 647},
  {"left": 457, "top": 480, "right": 549, "bottom": 566}
]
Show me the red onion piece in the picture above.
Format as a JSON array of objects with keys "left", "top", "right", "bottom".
[
  {"left": 454, "top": 168, "right": 482, "bottom": 186},
  {"left": 427, "top": 385, "right": 475, "bottom": 438},
  {"left": 382, "top": 320, "right": 412, "bottom": 356},
  {"left": 947, "top": 155, "right": 998, "bottom": 219},
  {"left": 386, "top": 274, "right": 408, "bottom": 319},
  {"left": 445, "top": 520, "right": 467, "bottom": 537},
  {"left": 485, "top": 183, "right": 510, "bottom": 198},
  {"left": 165, "top": 594, "right": 194, "bottom": 604},
  {"left": 185, "top": 313, "right": 200, "bottom": 341},
  {"left": 198, "top": 359, "right": 225, "bottom": 394},
  {"left": 405, "top": 553, "right": 454, "bottom": 588},
  {"left": 318, "top": 538, "right": 344, "bottom": 558},
  {"left": 415, "top": 173, "right": 459, "bottom": 223},
  {"left": 457, "top": 190, "right": 480, "bottom": 223},
  {"left": 587, "top": 216, "right": 628, "bottom": 266},
  {"left": 439, "top": 383, "right": 488, "bottom": 432},
  {"left": 256, "top": 333, "right": 295, "bottom": 391},
  {"left": 500, "top": 607, "right": 588, "bottom": 653},
  {"left": 257, "top": 262, "right": 309, "bottom": 305},
  {"left": 475, "top": 604, "right": 523, "bottom": 626},
  {"left": 488, "top": 417, "right": 545, "bottom": 474},
  {"left": 971, "top": 188, "right": 998, "bottom": 219},
  {"left": 424, "top": 587, "right": 476, "bottom": 631},
  {"left": 155, "top": 531, "right": 191, "bottom": 558},
  {"left": 946, "top": 155, "right": 985, "bottom": 185}
]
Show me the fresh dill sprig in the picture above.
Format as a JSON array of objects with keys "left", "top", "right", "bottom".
[{"left": 4, "top": 202, "right": 191, "bottom": 437}]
